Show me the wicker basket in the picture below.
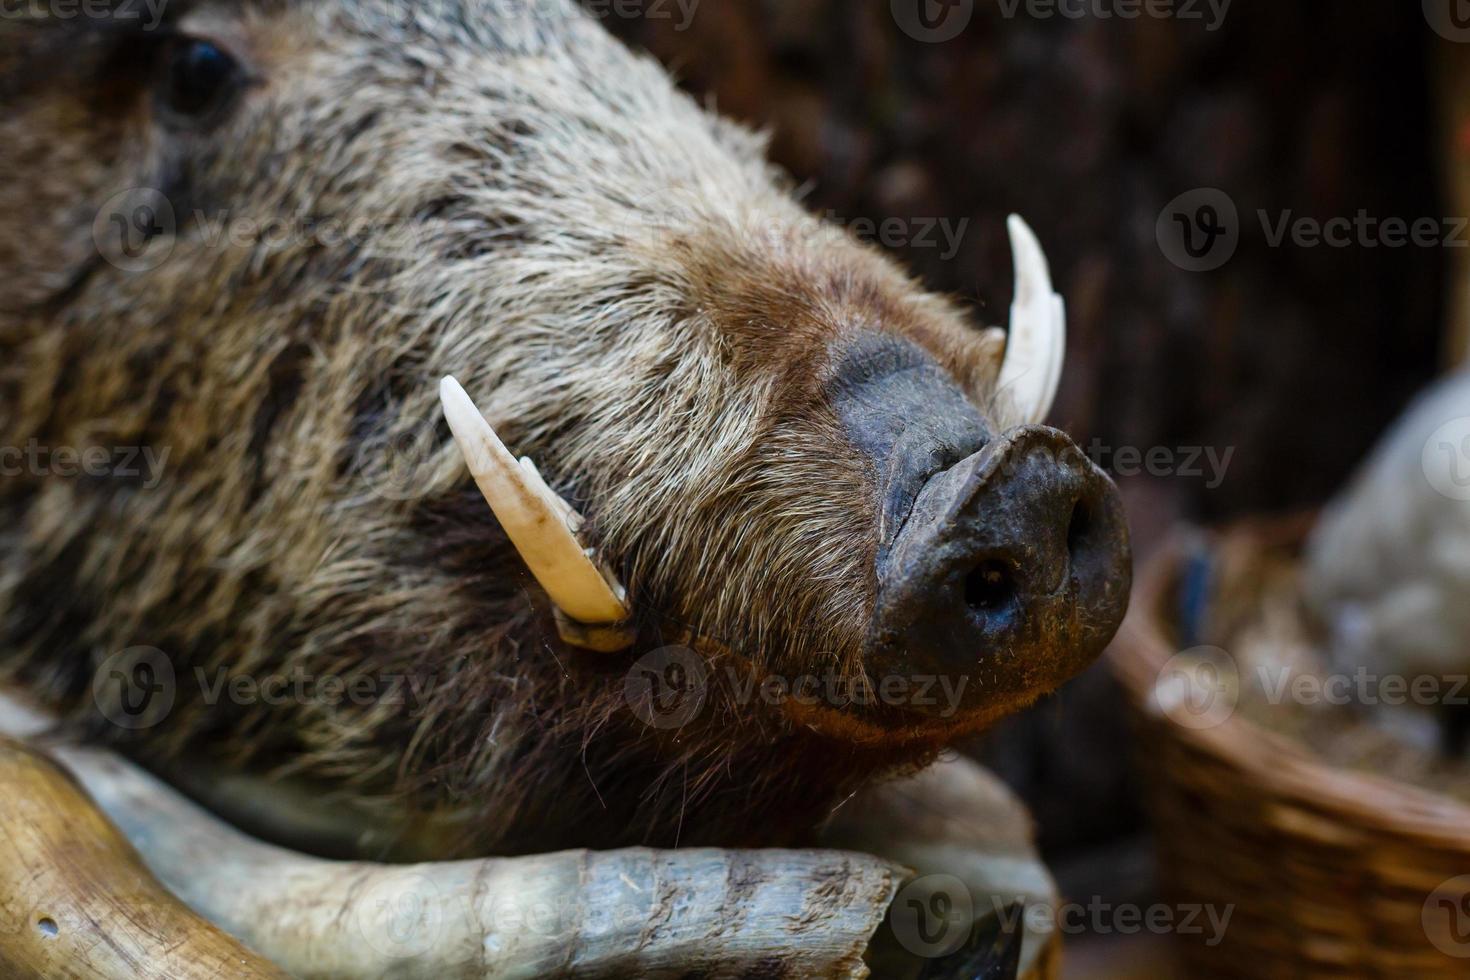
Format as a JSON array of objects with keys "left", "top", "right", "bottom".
[{"left": 1111, "top": 519, "right": 1470, "bottom": 978}]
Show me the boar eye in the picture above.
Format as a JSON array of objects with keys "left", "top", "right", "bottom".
[{"left": 157, "top": 38, "right": 242, "bottom": 124}]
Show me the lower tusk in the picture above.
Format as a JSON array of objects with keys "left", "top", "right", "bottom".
[{"left": 439, "top": 377, "right": 634, "bottom": 650}]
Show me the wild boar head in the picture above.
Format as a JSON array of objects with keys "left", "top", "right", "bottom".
[{"left": 0, "top": 0, "right": 1130, "bottom": 855}]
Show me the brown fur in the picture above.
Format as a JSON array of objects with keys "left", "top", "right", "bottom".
[{"left": 0, "top": 0, "right": 1017, "bottom": 858}]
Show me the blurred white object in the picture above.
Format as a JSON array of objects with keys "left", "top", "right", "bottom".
[{"left": 1304, "top": 371, "right": 1470, "bottom": 753}]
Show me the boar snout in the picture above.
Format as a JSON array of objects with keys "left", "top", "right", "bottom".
[{"left": 868, "top": 426, "right": 1131, "bottom": 719}]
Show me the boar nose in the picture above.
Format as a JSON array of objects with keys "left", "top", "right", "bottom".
[{"left": 867, "top": 426, "right": 1131, "bottom": 716}]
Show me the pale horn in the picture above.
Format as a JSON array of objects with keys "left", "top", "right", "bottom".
[
  {"left": 440, "top": 376, "right": 634, "bottom": 652},
  {"left": 997, "top": 215, "right": 1067, "bottom": 427},
  {"left": 0, "top": 689, "right": 1057, "bottom": 979},
  {"left": 0, "top": 691, "right": 905, "bottom": 980}
]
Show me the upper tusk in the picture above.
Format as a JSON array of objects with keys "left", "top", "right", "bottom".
[
  {"left": 998, "top": 215, "right": 1067, "bottom": 426},
  {"left": 439, "top": 377, "right": 631, "bottom": 636}
]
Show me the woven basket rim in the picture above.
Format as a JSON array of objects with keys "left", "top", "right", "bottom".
[{"left": 1109, "top": 517, "right": 1470, "bottom": 848}]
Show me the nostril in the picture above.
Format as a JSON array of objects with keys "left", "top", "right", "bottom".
[
  {"left": 965, "top": 559, "right": 1016, "bottom": 614},
  {"left": 1066, "top": 500, "right": 1092, "bottom": 559}
]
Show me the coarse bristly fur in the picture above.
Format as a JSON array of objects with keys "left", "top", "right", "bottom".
[{"left": 0, "top": 0, "right": 1029, "bottom": 858}]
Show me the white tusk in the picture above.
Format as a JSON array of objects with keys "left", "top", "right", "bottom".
[
  {"left": 998, "top": 215, "right": 1067, "bottom": 426},
  {"left": 439, "top": 377, "right": 631, "bottom": 634}
]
